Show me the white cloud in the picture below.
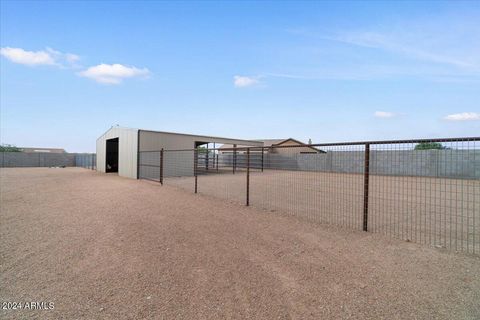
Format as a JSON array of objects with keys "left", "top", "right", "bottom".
[
  {"left": 444, "top": 112, "right": 480, "bottom": 121},
  {"left": 0, "top": 47, "right": 56, "bottom": 66},
  {"left": 0, "top": 47, "right": 80, "bottom": 67},
  {"left": 1, "top": 47, "right": 150, "bottom": 85},
  {"left": 233, "top": 75, "right": 259, "bottom": 88},
  {"left": 78, "top": 64, "right": 150, "bottom": 84},
  {"left": 65, "top": 53, "right": 80, "bottom": 63},
  {"left": 45, "top": 47, "right": 80, "bottom": 66},
  {"left": 374, "top": 111, "right": 397, "bottom": 118}
]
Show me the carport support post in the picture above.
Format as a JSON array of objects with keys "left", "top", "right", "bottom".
[
  {"left": 246, "top": 148, "right": 250, "bottom": 206},
  {"left": 363, "top": 143, "right": 370, "bottom": 232},
  {"left": 194, "top": 148, "right": 198, "bottom": 193},
  {"left": 212, "top": 143, "right": 215, "bottom": 170},
  {"left": 206, "top": 145, "right": 209, "bottom": 171},
  {"left": 160, "top": 148, "right": 164, "bottom": 185}
]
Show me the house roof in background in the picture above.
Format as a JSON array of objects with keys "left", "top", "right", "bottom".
[
  {"left": 20, "top": 147, "right": 67, "bottom": 153},
  {"left": 257, "top": 139, "right": 287, "bottom": 147},
  {"left": 272, "top": 138, "right": 324, "bottom": 153},
  {"left": 218, "top": 138, "right": 286, "bottom": 150},
  {"left": 218, "top": 138, "right": 324, "bottom": 153}
]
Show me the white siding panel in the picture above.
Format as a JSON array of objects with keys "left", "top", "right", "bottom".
[
  {"left": 96, "top": 127, "right": 138, "bottom": 179},
  {"left": 96, "top": 136, "right": 106, "bottom": 173}
]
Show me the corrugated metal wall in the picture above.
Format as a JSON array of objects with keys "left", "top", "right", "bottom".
[
  {"left": 138, "top": 130, "right": 263, "bottom": 181},
  {"left": 96, "top": 128, "right": 262, "bottom": 180},
  {"left": 96, "top": 127, "right": 138, "bottom": 179},
  {"left": 138, "top": 130, "right": 263, "bottom": 151}
]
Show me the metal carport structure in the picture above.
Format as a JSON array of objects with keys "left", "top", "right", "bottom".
[{"left": 96, "top": 126, "right": 263, "bottom": 179}]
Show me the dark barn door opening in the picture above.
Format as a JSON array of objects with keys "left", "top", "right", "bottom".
[{"left": 106, "top": 138, "right": 119, "bottom": 173}]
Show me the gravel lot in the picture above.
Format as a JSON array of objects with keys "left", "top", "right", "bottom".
[
  {"left": 167, "top": 169, "right": 480, "bottom": 253},
  {"left": 1, "top": 168, "right": 479, "bottom": 319}
]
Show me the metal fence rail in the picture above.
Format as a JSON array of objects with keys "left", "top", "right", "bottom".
[{"left": 138, "top": 137, "right": 480, "bottom": 254}]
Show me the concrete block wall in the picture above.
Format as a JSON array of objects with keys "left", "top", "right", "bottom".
[
  {"left": 75, "top": 154, "right": 96, "bottom": 169},
  {"left": 217, "top": 150, "right": 480, "bottom": 179},
  {"left": 0, "top": 152, "right": 77, "bottom": 167}
]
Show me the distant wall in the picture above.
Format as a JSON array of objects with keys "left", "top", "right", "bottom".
[
  {"left": 221, "top": 150, "right": 480, "bottom": 179},
  {"left": 0, "top": 152, "right": 76, "bottom": 167},
  {"left": 75, "top": 154, "right": 97, "bottom": 169}
]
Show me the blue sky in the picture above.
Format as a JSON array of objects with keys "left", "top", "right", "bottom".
[{"left": 1, "top": 1, "right": 479, "bottom": 152}]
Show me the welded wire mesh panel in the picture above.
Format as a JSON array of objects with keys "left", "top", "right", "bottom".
[
  {"left": 195, "top": 150, "right": 248, "bottom": 205},
  {"left": 138, "top": 151, "right": 160, "bottom": 181},
  {"left": 368, "top": 140, "right": 480, "bottom": 254},
  {"left": 156, "top": 137, "right": 479, "bottom": 254},
  {"left": 250, "top": 145, "right": 365, "bottom": 229},
  {"left": 163, "top": 150, "right": 195, "bottom": 192}
]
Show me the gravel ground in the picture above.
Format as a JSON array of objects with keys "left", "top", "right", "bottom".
[
  {"left": 166, "top": 169, "right": 480, "bottom": 254},
  {"left": 1, "top": 168, "right": 479, "bottom": 319}
]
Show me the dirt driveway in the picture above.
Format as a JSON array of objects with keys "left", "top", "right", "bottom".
[{"left": 1, "top": 168, "right": 479, "bottom": 319}]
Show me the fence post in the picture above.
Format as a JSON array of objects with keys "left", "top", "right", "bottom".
[
  {"left": 261, "top": 148, "right": 264, "bottom": 172},
  {"left": 246, "top": 148, "right": 250, "bottom": 206},
  {"left": 136, "top": 132, "right": 141, "bottom": 179},
  {"left": 233, "top": 144, "right": 237, "bottom": 174},
  {"left": 363, "top": 143, "right": 370, "bottom": 232},
  {"left": 160, "top": 148, "right": 164, "bottom": 185},
  {"left": 216, "top": 154, "right": 219, "bottom": 172},
  {"left": 194, "top": 148, "right": 198, "bottom": 193}
]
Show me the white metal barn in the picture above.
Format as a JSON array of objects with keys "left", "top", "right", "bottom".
[{"left": 96, "top": 126, "right": 263, "bottom": 179}]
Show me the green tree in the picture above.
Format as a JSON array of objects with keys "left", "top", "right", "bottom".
[
  {"left": 0, "top": 144, "right": 21, "bottom": 152},
  {"left": 195, "top": 146, "right": 208, "bottom": 154},
  {"left": 414, "top": 142, "right": 445, "bottom": 150}
]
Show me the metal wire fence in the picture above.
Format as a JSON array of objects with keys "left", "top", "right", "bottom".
[{"left": 138, "top": 137, "right": 480, "bottom": 254}]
